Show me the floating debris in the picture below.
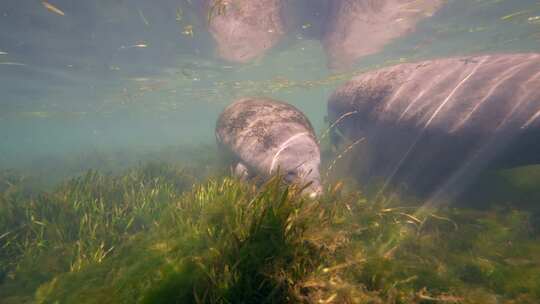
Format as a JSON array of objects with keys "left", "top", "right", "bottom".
[
  {"left": 0, "top": 62, "right": 26, "bottom": 66},
  {"left": 0, "top": 51, "right": 7, "bottom": 55},
  {"left": 326, "top": 137, "right": 365, "bottom": 178},
  {"left": 119, "top": 43, "right": 148, "bottom": 50},
  {"left": 21, "top": 111, "right": 51, "bottom": 118},
  {"left": 182, "top": 25, "right": 194, "bottom": 37},
  {"left": 528, "top": 16, "right": 540, "bottom": 24},
  {"left": 128, "top": 77, "right": 151, "bottom": 82},
  {"left": 500, "top": 10, "right": 530, "bottom": 21},
  {"left": 137, "top": 8, "right": 150, "bottom": 26},
  {"left": 301, "top": 23, "right": 312, "bottom": 29},
  {"left": 181, "top": 68, "right": 193, "bottom": 78},
  {"left": 14, "top": 111, "right": 89, "bottom": 119},
  {"left": 176, "top": 7, "right": 183, "bottom": 23},
  {"left": 468, "top": 26, "right": 487, "bottom": 33},
  {"left": 318, "top": 111, "right": 358, "bottom": 145},
  {"left": 41, "top": 1, "right": 65, "bottom": 16}
]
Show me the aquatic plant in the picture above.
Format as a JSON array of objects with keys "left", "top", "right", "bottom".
[
  {"left": 0, "top": 163, "right": 196, "bottom": 301},
  {"left": 1, "top": 162, "right": 539, "bottom": 303}
]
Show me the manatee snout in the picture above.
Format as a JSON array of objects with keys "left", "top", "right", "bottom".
[
  {"left": 277, "top": 143, "right": 322, "bottom": 198},
  {"left": 284, "top": 171, "right": 322, "bottom": 198},
  {"left": 303, "top": 176, "right": 323, "bottom": 199},
  {"left": 280, "top": 164, "right": 322, "bottom": 198},
  {"left": 276, "top": 167, "right": 322, "bottom": 198}
]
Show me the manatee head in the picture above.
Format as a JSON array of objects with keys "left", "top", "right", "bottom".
[{"left": 271, "top": 133, "right": 323, "bottom": 198}]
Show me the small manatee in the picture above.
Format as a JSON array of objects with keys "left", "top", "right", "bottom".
[{"left": 216, "top": 97, "right": 322, "bottom": 197}]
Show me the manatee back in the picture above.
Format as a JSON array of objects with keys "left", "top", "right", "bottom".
[
  {"left": 329, "top": 53, "right": 540, "bottom": 134},
  {"left": 216, "top": 97, "right": 317, "bottom": 173},
  {"left": 328, "top": 53, "right": 540, "bottom": 199}
]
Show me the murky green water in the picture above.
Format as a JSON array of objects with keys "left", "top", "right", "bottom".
[
  {"left": 1, "top": 0, "right": 540, "bottom": 303},
  {"left": 1, "top": 0, "right": 537, "bottom": 170}
]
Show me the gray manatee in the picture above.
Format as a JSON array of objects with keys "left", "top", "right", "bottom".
[
  {"left": 204, "top": 0, "right": 285, "bottom": 63},
  {"left": 323, "top": 0, "right": 444, "bottom": 70},
  {"left": 328, "top": 53, "right": 540, "bottom": 201},
  {"left": 202, "top": 0, "right": 444, "bottom": 68},
  {"left": 216, "top": 97, "right": 322, "bottom": 197}
]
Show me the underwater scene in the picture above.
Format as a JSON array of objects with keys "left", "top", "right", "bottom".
[{"left": 1, "top": 0, "right": 540, "bottom": 303}]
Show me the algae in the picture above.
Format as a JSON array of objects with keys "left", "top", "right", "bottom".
[{"left": 1, "top": 162, "right": 540, "bottom": 303}]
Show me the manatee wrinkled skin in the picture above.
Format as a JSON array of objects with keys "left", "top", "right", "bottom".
[
  {"left": 216, "top": 97, "right": 322, "bottom": 197},
  {"left": 328, "top": 53, "right": 540, "bottom": 200},
  {"left": 204, "top": 0, "right": 285, "bottom": 63},
  {"left": 323, "top": 0, "right": 444, "bottom": 69}
]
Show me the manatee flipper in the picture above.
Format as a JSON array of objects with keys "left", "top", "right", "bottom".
[{"left": 234, "top": 162, "right": 250, "bottom": 181}]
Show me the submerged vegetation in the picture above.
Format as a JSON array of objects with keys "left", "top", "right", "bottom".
[{"left": 1, "top": 162, "right": 539, "bottom": 303}]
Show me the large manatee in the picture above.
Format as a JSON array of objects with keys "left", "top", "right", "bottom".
[
  {"left": 204, "top": 0, "right": 285, "bottom": 63},
  {"left": 216, "top": 97, "right": 322, "bottom": 197},
  {"left": 328, "top": 53, "right": 540, "bottom": 201},
  {"left": 323, "top": 0, "right": 444, "bottom": 69}
]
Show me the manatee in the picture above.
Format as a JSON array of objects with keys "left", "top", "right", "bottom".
[
  {"left": 323, "top": 0, "right": 444, "bottom": 69},
  {"left": 327, "top": 53, "right": 540, "bottom": 201},
  {"left": 216, "top": 97, "right": 322, "bottom": 197},
  {"left": 202, "top": 0, "right": 444, "bottom": 67},
  {"left": 204, "top": 0, "right": 285, "bottom": 63}
]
